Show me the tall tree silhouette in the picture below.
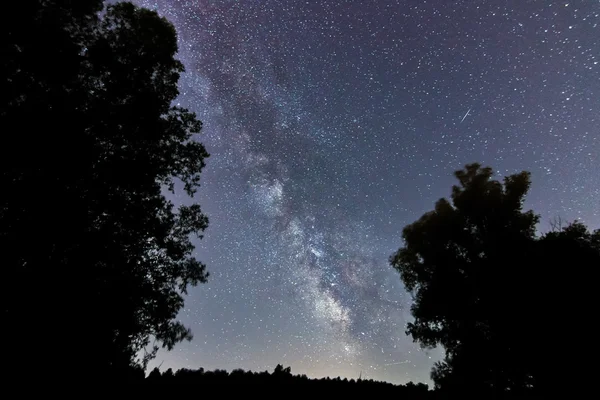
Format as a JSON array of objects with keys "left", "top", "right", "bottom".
[
  {"left": 390, "top": 163, "right": 599, "bottom": 395},
  {"left": 1, "top": 1, "right": 209, "bottom": 381},
  {"left": 390, "top": 164, "right": 539, "bottom": 394}
]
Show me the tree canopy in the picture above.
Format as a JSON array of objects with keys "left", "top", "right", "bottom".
[
  {"left": 1, "top": 1, "right": 209, "bottom": 380},
  {"left": 390, "top": 163, "right": 599, "bottom": 395}
]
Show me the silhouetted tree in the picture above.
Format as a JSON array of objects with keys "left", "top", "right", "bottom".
[
  {"left": 390, "top": 163, "right": 599, "bottom": 395},
  {"left": 147, "top": 367, "right": 162, "bottom": 382},
  {"left": 273, "top": 364, "right": 292, "bottom": 375},
  {"left": 1, "top": 1, "right": 209, "bottom": 381},
  {"left": 163, "top": 368, "right": 175, "bottom": 380},
  {"left": 390, "top": 163, "right": 539, "bottom": 394}
]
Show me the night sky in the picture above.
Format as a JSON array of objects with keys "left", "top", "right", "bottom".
[{"left": 131, "top": 0, "right": 599, "bottom": 384}]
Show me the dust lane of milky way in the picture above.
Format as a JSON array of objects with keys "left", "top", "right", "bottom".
[{"left": 127, "top": 0, "right": 599, "bottom": 384}]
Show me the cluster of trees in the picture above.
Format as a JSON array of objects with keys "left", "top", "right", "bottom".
[
  {"left": 2, "top": 0, "right": 209, "bottom": 381},
  {"left": 391, "top": 163, "right": 599, "bottom": 396},
  {"left": 143, "top": 364, "right": 430, "bottom": 394}
]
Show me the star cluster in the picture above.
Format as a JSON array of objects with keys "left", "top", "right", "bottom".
[{"left": 132, "top": 0, "right": 599, "bottom": 384}]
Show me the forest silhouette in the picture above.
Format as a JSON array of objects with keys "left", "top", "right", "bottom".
[
  {"left": 2, "top": 1, "right": 597, "bottom": 396},
  {"left": 140, "top": 364, "right": 432, "bottom": 396}
]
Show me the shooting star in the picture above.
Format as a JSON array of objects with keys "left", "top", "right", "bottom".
[
  {"left": 383, "top": 360, "right": 411, "bottom": 366},
  {"left": 460, "top": 107, "right": 471, "bottom": 123}
]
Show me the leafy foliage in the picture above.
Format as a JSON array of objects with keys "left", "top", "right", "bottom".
[
  {"left": 390, "top": 163, "right": 599, "bottom": 394},
  {"left": 1, "top": 1, "right": 209, "bottom": 379}
]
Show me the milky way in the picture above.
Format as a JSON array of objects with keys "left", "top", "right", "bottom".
[{"left": 130, "top": 0, "right": 599, "bottom": 384}]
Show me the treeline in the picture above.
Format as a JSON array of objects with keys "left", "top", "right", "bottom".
[{"left": 142, "top": 364, "right": 430, "bottom": 394}]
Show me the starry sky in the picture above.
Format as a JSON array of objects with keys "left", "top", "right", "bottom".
[{"left": 131, "top": 0, "right": 599, "bottom": 384}]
